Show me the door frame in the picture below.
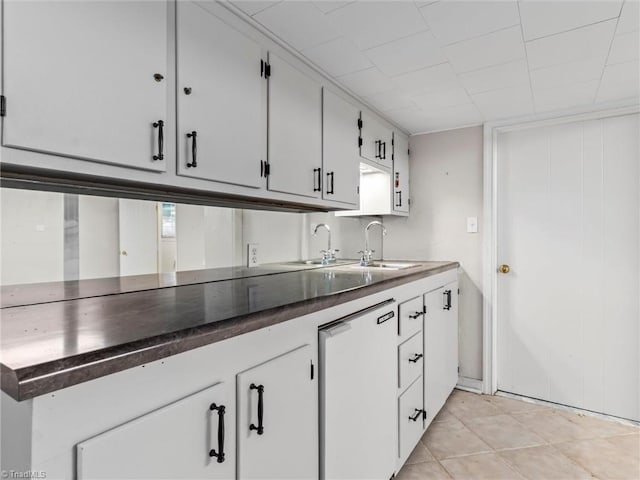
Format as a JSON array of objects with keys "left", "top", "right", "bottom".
[{"left": 481, "top": 102, "right": 639, "bottom": 395}]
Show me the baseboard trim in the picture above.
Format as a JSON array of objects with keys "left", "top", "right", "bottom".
[{"left": 456, "top": 376, "right": 483, "bottom": 393}]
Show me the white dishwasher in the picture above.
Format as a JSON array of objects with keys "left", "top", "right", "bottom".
[{"left": 319, "top": 298, "right": 398, "bottom": 480}]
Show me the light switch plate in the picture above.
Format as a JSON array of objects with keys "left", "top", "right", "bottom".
[
  {"left": 247, "top": 243, "right": 259, "bottom": 267},
  {"left": 467, "top": 217, "right": 478, "bottom": 233}
]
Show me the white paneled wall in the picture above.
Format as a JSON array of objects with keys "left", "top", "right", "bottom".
[{"left": 497, "top": 113, "right": 639, "bottom": 421}]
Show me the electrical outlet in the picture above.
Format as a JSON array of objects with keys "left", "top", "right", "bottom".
[
  {"left": 466, "top": 216, "right": 478, "bottom": 233},
  {"left": 247, "top": 243, "right": 259, "bottom": 267}
]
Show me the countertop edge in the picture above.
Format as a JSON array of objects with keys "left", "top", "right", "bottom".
[{"left": 2, "top": 262, "right": 459, "bottom": 401}]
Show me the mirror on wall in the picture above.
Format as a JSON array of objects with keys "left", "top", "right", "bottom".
[{"left": 0, "top": 189, "right": 383, "bottom": 286}]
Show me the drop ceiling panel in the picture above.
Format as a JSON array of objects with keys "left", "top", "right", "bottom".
[
  {"left": 607, "top": 31, "right": 640, "bottom": 65},
  {"left": 302, "top": 37, "right": 372, "bottom": 77},
  {"left": 472, "top": 85, "right": 535, "bottom": 119},
  {"left": 336, "top": 67, "right": 395, "bottom": 96},
  {"left": 529, "top": 57, "right": 604, "bottom": 90},
  {"left": 392, "top": 62, "right": 460, "bottom": 95},
  {"left": 231, "top": 1, "right": 281, "bottom": 16},
  {"left": 617, "top": 0, "right": 640, "bottom": 34},
  {"left": 419, "top": 0, "right": 520, "bottom": 46},
  {"left": 526, "top": 19, "right": 617, "bottom": 70},
  {"left": 253, "top": 1, "right": 340, "bottom": 51},
  {"left": 232, "top": 1, "right": 638, "bottom": 133},
  {"left": 596, "top": 60, "right": 640, "bottom": 103},
  {"left": 326, "top": 1, "right": 428, "bottom": 50},
  {"left": 411, "top": 86, "right": 472, "bottom": 110},
  {"left": 533, "top": 80, "right": 600, "bottom": 112},
  {"left": 444, "top": 26, "right": 525, "bottom": 73},
  {"left": 519, "top": 1, "right": 622, "bottom": 41},
  {"left": 364, "top": 30, "right": 445, "bottom": 76},
  {"left": 459, "top": 60, "right": 530, "bottom": 94}
]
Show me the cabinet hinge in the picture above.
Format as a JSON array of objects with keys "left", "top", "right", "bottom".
[
  {"left": 0, "top": 95, "right": 6, "bottom": 117},
  {"left": 310, "top": 361, "right": 315, "bottom": 380},
  {"left": 458, "top": 288, "right": 460, "bottom": 295},
  {"left": 357, "top": 185, "right": 360, "bottom": 195},
  {"left": 265, "top": 162, "right": 270, "bottom": 176},
  {"left": 407, "top": 149, "right": 410, "bottom": 155},
  {"left": 260, "top": 60, "right": 271, "bottom": 79},
  {"left": 357, "top": 118, "right": 363, "bottom": 129},
  {"left": 423, "top": 305, "right": 427, "bottom": 314},
  {"left": 358, "top": 136, "right": 363, "bottom": 147},
  {"left": 423, "top": 410, "right": 427, "bottom": 420},
  {"left": 457, "top": 366, "right": 460, "bottom": 373}
]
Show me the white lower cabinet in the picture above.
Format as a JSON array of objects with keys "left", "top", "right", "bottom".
[
  {"left": 424, "top": 282, "right": 459, "bottom": 425},
  {"left": 237, "top": 345, "right": 316, "bottom": 480},
  {"left": 77, "top": 381, "right": 234, "bottom": 479},
  {"left": 398, "top": 377, "right": 425, "bottom": 465}
]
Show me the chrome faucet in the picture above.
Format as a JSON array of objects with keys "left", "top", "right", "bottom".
[
  {"left": 359, "top": 220, "right": 387, "bottom": 266},
  {"left": 313, "top": 223, "right": 339, "bottom": 264}
]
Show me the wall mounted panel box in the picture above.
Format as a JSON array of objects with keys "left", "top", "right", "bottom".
[
  {"left": 336, "top": 131, "right": 410, "bottom": 217},
  {"left": 0, "top": 0, "right": 387, "bottom": 213}
]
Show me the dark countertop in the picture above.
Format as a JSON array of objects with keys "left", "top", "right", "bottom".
[{"left": 0, "top": 261, "right": 458, "bottom": 401}]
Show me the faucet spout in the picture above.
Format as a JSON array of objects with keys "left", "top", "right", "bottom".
[
  {"left": 361, "top": 221, "right": 387, "bottom": 266},
  {"left": 313, "top": 223, "right": 338, "bottom": 264}
]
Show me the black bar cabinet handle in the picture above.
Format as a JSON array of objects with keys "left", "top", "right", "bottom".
[
  {"left": 382, "top": 141, "right": 386, "bottom": 159},
  {"left": 409, "top": 408, "right": 425, "bottom": 422},
  {"left": 152, "top": 120, "right": 164, "bottom": 161},
  {"left": 186, "top": 131, "right": 197, "bottom": 168},
  {"left": 249, "top": 383, "right": 264, "bottom": 435},
  {"left": 408, "top": 310, "right": 424, "bottom": 319},
  {"left": 375, "top": 140, "right": 381, "bottom": 159},
  {"left": 326, "top": 171, "right": 334, "bottom": 194},
  {"left": 209, "top": 403, "right": 226, "bottom": 463},
  {"left": 313, "top": 168, "right": 321, "bottom": 192},
  {"left": 443, "top": 290, "right": 452, "bottom": 310},
  {"left": 409, "top": 353, "right": 423, "bottom": 363}
]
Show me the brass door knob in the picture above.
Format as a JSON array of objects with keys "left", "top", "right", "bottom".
[{"left": 499, "top": 264, "right": 510, "bottom": 274}]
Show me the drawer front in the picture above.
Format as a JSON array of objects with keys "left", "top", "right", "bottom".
[
  {"left": 398, "top": 332, "right": 424, "bottom": 391},
  {"left": 398, "top": 296, "right": 424, "bottom": 342},
  {"left": 398, "top": 376, "right": 425, "bottom": 463}
]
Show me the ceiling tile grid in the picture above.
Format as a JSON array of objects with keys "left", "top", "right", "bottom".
[{"left": 230, "top": 0, "right": 639, "bottom": 134}]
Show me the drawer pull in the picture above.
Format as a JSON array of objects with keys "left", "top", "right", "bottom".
[
  {"left": 209, "top": 403, "right": 226, "bottom": 463},
  {"left": 408, "top": 310, "right": 424, "bottom": 319},
  {"left": 443, "top": 290, "right": 452, "bottom": 310},
  {"left": 409, "top": 408, "right": 425, "bottom": 422},
  {"left": 186, "top": 131, "right": 197, "bottom": 168},
  {"left": 408, "top": 353, "right": 423, "bottom": 363},
  {"left": 249, "top": 383, "right": 264, "bottom": 435}
]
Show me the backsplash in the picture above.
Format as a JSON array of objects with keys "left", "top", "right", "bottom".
[{"left": 0, "top": 188, "right": 382, "bottom": 286}]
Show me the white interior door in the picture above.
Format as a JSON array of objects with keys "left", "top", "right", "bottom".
[
  {"left": 118, "top": 199, "right": 158, "bottom": 277},
  {"left": 496, "top": 113, "right": 639, "bottom": 421}
]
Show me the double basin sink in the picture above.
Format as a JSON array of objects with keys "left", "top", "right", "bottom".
[{"left": 286, "top": 259, "right": 419, "bottom": 271}]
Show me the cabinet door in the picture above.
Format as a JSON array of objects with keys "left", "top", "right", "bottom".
[
  {"left": 237, "top": 344, "right": 316, "bottom": 480},
  {"left": 322, "top": 89, "right": 360, "bottom": 206},
  {"left": 2, "top": 1, "right": 168, "bottom": 171},
  {"left": 393, "top": 132, "right": 410, "bottom": 213},
  {"left": 267, "top": 54, "right": 322, "bottom": 198},
  {"left": 444, "top": 281, "right": 459, "bottom": 393},
  {"left": 360, "top": 112, "right": 392, "bottom": 169},
  {"left": 77, "top": 382, "right": 234, "bottom": 479},
  {"left": 424, "top": 287, "right": 448, "bottom": 423},
  {"left": 176, "top": 2, "right": 264, "bottom": 188}
]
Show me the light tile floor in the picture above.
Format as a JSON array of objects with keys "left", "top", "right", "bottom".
[{"left": 397, "top": 389, "right": 640, "bottom": 480}]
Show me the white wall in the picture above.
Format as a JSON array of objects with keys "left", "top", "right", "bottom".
[
  {"left": 384, "top": 126, "right": 484, "bottom": 381},
  {"left": 79, "top": 196, "right": 119, "bottom": 279},
  {"left": 0, "top": 189, "right": 64, "bottom": 285}
]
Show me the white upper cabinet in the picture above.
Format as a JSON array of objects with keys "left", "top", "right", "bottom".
[
  {"left": 393, "top": 132, "right": 410, "bottom": 213},
  {"left": 176, "top": 2, "right": 264, "bottom": 188},
  {"left": 2, "top": 1, "right": 168, "bottom": 171},
  {"left": 360, "top": 112, "right": 393, "bottom": 169},
  {"left": 322, "top": 89, "right": 360, "bottom": 206},
  {"left": 267, "top": 54, "right": 322, "bottom": 199},
  {"left": 237, "top": 345, "right": 317, "bottom": 480}
]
